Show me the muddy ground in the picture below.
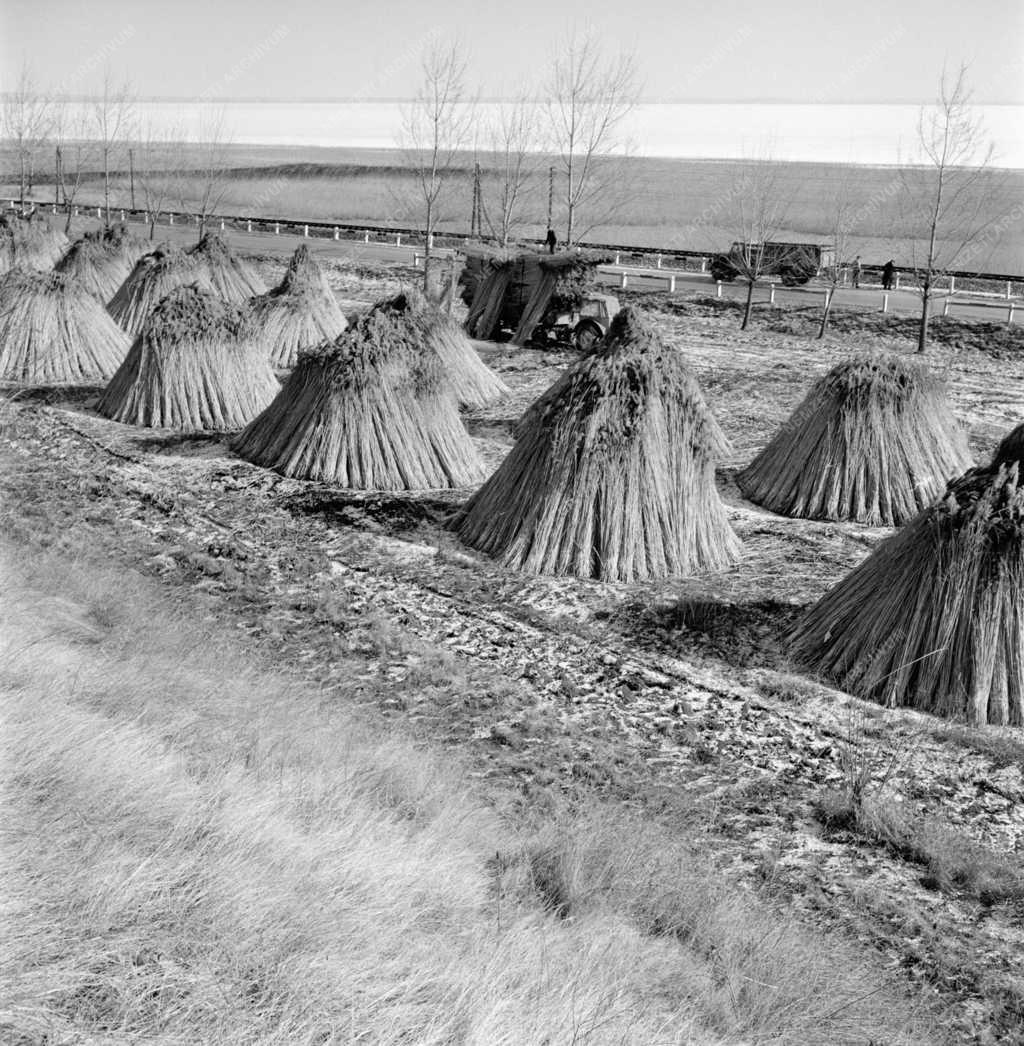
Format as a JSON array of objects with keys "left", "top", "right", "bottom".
[{"left": 3, "top": 258, "right": 1024, "bottom": 1044}]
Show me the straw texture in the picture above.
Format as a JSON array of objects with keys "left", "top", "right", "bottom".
[
  {"left": 97, "top": 284, "right": 278, "bottom": 431},
  {"left": 791, "top": 425, "right": 1024, "bottom": 725},
  {"left": 107, "top": 244, "right": 213, "bottom": 336},
  {"left": 405, "top": 288, "right": 509, "bottom": 408},
  {"left": 249, "top": 245, "right": 347, "bottom": 368},
  {"left": 233, "top": 292, "right": 485, "bottom": 489},
  {"left": 738, "top": 352, "right": 973, "bottom": 525},
  {"left": 0, "top": 214, "right": 69, "bottom": 273},
  {"left": 55, "top": 225, "right": 147, "bottom": 303},
  {"left": 0, "top": 269, "right": 130, "bottom": 384},
  {"left": 189, "top": 233, "right": 267, "bottom": 302},
  {"left": 455, "top": 308, "right": 740, "bottom": 581}
]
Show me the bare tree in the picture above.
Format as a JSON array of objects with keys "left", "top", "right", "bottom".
[
  {"left": 481, "top": 93, "right": 539, "bottom": 247},
  {"left": 2, "top": 63, "right": 53, "bottom": 213},
  {"left": 898, "top": 65, "right": 1000, "bottom": 353},
  {"left": 182, "top": 108, "right": 234, "bottom": 241},
  {"left": 52, "top": 101, "right": 95, "bottom": 234},
  {"left": 717, "top": 159, "right": 797, "bottom": 330},
  {"left": 400, "top": 40, "right": 475, "bottom": 292},
  {"left": 90, "top": 67, "right": 136, "bottom": 228},
  {"left": 544, "top": 31, "right": 638, "bottom": 247},
  {"left": 817, "top": 177, "right": 857, "bottom": 339},
  {"left": 136, "top": 122, "right": 185, "bottom": 239}
]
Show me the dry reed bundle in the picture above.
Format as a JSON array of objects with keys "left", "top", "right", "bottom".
[
  {"left": 405, "top": 288, "right": 509, "bottom": 408},
  {"left": 189, "top": 233, "right": 267, "bottom": 302},
  {"left": 0, "top": 214, "right": 70, "bottom": 273},
  {"left": 249, "top": 245, "right": 347, "bottom": 368},
  {"left": 791, "top": 424, "right": 1024, "bottom": 725},
  {"left": 233, "top": 292, "right": 485, "bottom": 489},
  {"left": 0, "top": 269, "right": 130, "bottom": 384},
  {"left": 454, "top": 308, "right": 740, "bottom": 581},
  {"left": 55, "top": 224, "right": 147, "bottom": 303},
  {"left": 738, "top": 352, "right": 972, "bottom": 525},
  {"left": 107, "top": 244, "right": 213, "bottom": 336},
  {"left": 97, "top": 284, "right": 278, "bottom": 431}
]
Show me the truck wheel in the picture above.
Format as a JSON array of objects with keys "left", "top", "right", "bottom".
[{"left": 573, "top": 319, "right": 603, "bottom": 352}]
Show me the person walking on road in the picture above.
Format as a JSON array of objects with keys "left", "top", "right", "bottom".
[
  {"left": 851, "top": 256, "right": 862, "bottom": 289},
  {"left": 882, "top": 259, "right": 896, "bottom": 291},
  {"left": 545, "top": 227, "right": 557, "bottom": 254}
]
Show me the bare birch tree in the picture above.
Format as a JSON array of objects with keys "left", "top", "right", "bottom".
[
  {"left": 2, "top": 63, "right": 53, "bottom": 214},
  {"left": 52, "top": 101, "right": 94, "bottom": 234},
  {"left": 818, "top": 177, "right": 857, "bottom": 339},
  {"left": 544, "top": 31, "right": 638, "bottom": 247},
  {"left": 90, "top": 67, "right": 136, "bottom": 228},
  {"left": 401, "top": 41, "right": 475, "bottom": 293},
  {"left": 716, "top": 159, "right": 797, "bottom": 330},
  {"left": 898, "top": 65, "right": 1001, "bottom": 353},
  {"left": 183, "top": 108, "right": 233, "bottom": 241},
  {"left": 482, "top": 94, "right": 539, "bottom": 247},
  {"left": 136, "top": 122, "right": 185, "bottom": 239}
]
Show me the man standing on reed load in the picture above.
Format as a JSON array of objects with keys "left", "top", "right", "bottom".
[
  {"left": 545, "top": 228, "right": 557, "bottom": 254},
  {"left": 882, "top": 259, "right": 896, "bottom": 290},
  {"left": 852, "top": 256, "right": 862, "bottom": 289}
]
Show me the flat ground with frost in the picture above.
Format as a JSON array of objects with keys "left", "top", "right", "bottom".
[{"left": 2, "top": 257, "right": 1023, "bottom": 1045}]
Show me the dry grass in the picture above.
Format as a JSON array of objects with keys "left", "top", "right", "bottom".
[
  {"left": 738, "top": 352, "right": 974, "bottom": 526},
  {"left": 98, "top": 284, "right": 279, "bottom": 431},
  {"left": 0, "top": 540, "right": 940, "bottom": 1046},
  {"left": 234, "top": 292, "right": 485, "bottom": 489},
  {"left": 792, "top": 430, "right": 1024, "bottom": 725},
  {"left": 107, "top": 243, "right": 214, "bottom": 336},
  {"left": 55, "top": 224, "right": 147, "bottom": 303},
  {"left": 249, "top": 244, "right": 348, "bottom": 368},
  {"left": 457, "top": 308, "right": 739, "bottom": 581},
  {"left": 0, "top": 269, "right": 130, "bottom": 384},
  {"left": 413, "top": 293, "right": 509, "bottom": 409},
  {"left": 189, "top": 232, "right": 268, "bottom": 302},
  {"left": 0, "top": 212, "right": 69, "bottom": 272}
]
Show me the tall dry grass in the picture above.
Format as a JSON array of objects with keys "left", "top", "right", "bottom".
[{"left": 0, "top": 542, "right": 939, "bottom": 1045}]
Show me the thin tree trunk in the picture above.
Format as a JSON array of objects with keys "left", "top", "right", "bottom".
[
  {"left": 19, "top": 153, "right": 27, "bottom": 212},
  {"left": 103, "top": 146, "right": 111, "bottom": 229},
  {"left": 149, "top": 217, "right": 158, "bottom": 240},
  {"left": 917, "top": 288, "right": 931, "bottom": 353},
  {"left": 422, "top": 195, "right": 433, "bottom": 294},
  {"left": 741, "top": 279, "right": 755, "bottom": 330},
  {"left": 817, "top": 286, "right": 835, "bottom": 339}
]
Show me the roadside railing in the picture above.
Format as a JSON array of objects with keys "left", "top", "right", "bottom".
[{"left": 8, "top": 196, "right": 1023, "bottom": 303}]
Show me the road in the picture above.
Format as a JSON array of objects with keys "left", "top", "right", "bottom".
[{"left": 60, "top": 211, "right": 1018, "bottom": 325}]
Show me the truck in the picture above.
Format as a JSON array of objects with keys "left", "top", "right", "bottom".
[{"left": 709, "top": 241, "right": 836, "bottom": 286}]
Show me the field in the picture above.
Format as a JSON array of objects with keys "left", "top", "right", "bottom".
[
  {"left": 2, "top": 247, "right": 1024, "bottom": 1044},
  {"left": 5, "top": 143, "right": 1023, "bottom": 273}
]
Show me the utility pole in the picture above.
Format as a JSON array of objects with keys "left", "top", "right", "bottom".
[
  {"left": 55, "top": 146, "right": 62, "bottom": 208},
  {"left": 547, "top": 165, "right": 554, "bottom": 238},
  {"left": 128, "top": 147, "right": 136, "bottom": 210},
  {"left": 470, "top": 162, "right": 482, "bottom": 238}
]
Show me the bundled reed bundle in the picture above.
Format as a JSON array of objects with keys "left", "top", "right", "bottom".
[
  {"left": 0, "top": 213, "right": 70, "bottom": 273},
  {"left": 454, "top": 308, "right": 740, "bottom": 582},
  {"left": 233, "top": 293, "right": 485, "bottom": 489},
  {"left": 98, "top": 284, "right": 278, "bottom": 431},
  {"left": 0, "top": 269, "right": 129, "bottom": 384},
  {"left": 107, "top": 244, "right": 212, "bottom": 336},
  {"left": 406, "top": 288, "right": 509, "bottom": 408},
  {"left": 791, "top": 424, "right": 1024, "bottom": 725},
  {"left": 55, "top": 224, "right": 146, "bottom": 302},
  {"left": 189, "top": 233, "right": 267, "bottom": 302},
  {"left": 738, "top": 353, "right": 972, "bottom": 525},
  {"left": 249, "top": 245, "right": 347, "bottom": 368}
]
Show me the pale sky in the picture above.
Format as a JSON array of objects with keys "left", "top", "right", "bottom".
[{"left": 2, "top": 0, "right": 1023, "bottom": 104}]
